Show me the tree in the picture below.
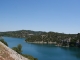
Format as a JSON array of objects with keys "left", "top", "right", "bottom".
[
  {"left": 17, "top": 44, "right": 22, "bottom": 54},
  {"left": 12, "top": 44, "right": 38, "bottom": 60},
  {"left": 12, "top": 44, "right": 22, "bottom": 54}
]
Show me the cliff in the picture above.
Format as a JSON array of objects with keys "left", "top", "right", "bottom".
[{"left": 0, "top": 42, "right": 29, "bottom": 60}]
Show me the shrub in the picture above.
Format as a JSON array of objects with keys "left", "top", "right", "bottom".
[{"left": 0, "top": 39, "right": 8, "bottom": 46}]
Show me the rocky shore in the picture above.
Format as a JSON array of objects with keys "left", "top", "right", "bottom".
[
  {"left": 27, "top": 41, "right": 69, "bottom": 47},
  {"left": 27, "top": 41, "right": 57, "bottom": 44}
]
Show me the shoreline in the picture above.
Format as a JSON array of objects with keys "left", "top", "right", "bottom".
[
  {"left": 27, "top": 41, "right": 57, "bottom": 44},
  {"left": 26, "top": 41, "right": 70, "bottom": 47}
]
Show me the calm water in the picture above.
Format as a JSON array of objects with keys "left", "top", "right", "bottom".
[{"left": 3, "top": 37, "right": 80, "bottom": 60}]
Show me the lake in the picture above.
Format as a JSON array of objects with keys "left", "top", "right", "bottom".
[{"left": 3, "top": 37, "right": 80, "bottom": 60}]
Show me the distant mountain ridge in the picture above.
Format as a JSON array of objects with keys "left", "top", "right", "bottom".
[
  {"left": 0, "top": 30, "right": 44, "bottom": 38},
  {"left": 0, "top": 30, "right": 77, "bottom": 38},
  {"left": 0, "top": 30, "right": 80, "bottom": 47}
]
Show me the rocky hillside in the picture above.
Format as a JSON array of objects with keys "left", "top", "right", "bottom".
[{"left": 0, "top": 42, "right": 29, "bottom": 60}]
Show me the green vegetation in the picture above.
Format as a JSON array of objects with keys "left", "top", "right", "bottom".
[
  {"left": 12, "top": 44, "right": 22, "bottom": 54},
  {"left": 0, "top": 30, "right": 43, "bottom": 38},
  {"left": 25, "top": 32, "right": 75, "bottom": 42},
  {"left": 25, "top": 32, "right": 80, "bottom": 47},
  {"left": 12, "top": 44, "right": 38, "bottom": 60},
  {"left": 22, "top": 54, "right": 38, "bottom": 60},
  {"left": 26, "top": 32, "right": 75, "bottom": 42},
  {"left": 0, "top": 39, "right": 8, "bottom": 46},
  {"left": 0, "top": 30, "right": 80, "bottom": 47}
]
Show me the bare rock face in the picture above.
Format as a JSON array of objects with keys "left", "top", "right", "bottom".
[{"left": 0, "top": 42, "right": 29, "bottom": 60}]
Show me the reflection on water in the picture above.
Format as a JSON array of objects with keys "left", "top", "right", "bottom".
[{"left": 3, "top": 37, "right": 80, "bottom": 60}]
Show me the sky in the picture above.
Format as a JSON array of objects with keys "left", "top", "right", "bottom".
[{"left": 0, "top": 0, "right": 80, "bottom": 34}]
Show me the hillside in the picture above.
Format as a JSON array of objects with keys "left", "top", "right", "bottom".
[
  {"left": 0, "top": 30, "right": 43, "bottom": 38},
  {"left": 0, "top": 30, "right": 80, "bottom": 47},
  {"left": 0, "top": 41, "right": 29, "bottom": 60},
  {"left": 0, "top": 30, "right": 76, "bottom": 38}
]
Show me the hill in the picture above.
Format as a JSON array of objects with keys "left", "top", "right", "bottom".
[
  {"left": 0, "top": 30, "right": 43, "bottom": 38},
  {"left": 0, "top": 30, "right": 80, "bottom": 47}
]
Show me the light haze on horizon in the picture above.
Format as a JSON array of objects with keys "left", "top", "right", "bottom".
[{"left": 0, "top": 0, "right": 80, "bottom": 34}]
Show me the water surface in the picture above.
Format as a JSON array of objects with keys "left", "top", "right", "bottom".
[{"left": 3, "top": 37, "right": 80, "bottom": 60}]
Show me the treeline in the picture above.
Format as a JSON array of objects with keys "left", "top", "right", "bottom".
[
  {"left": 0, "top": 30, "right": 76, "bottom": 38},
  {"left": 1, "top": 30, "right": 80, "bottom": 47},
  {"left": 26, "top": 32, "right": 80, "bottom": 47},
  {"left": 26, "top": 32, "right": 76, "bottom": 42},
  {"left": 0, "top": 30, "right": 43, "bottom": 38}
]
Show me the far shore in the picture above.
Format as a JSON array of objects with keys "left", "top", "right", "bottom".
[
  {"left": 26, "top": 41, "right": 69, "bottom": 47},
  {"left": 26, "top": 41, "right": 57, "bottom": 44}
]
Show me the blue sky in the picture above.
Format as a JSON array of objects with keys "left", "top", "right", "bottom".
[{"left": 0, "top": 0, "right": 80, "bottom": 34}]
